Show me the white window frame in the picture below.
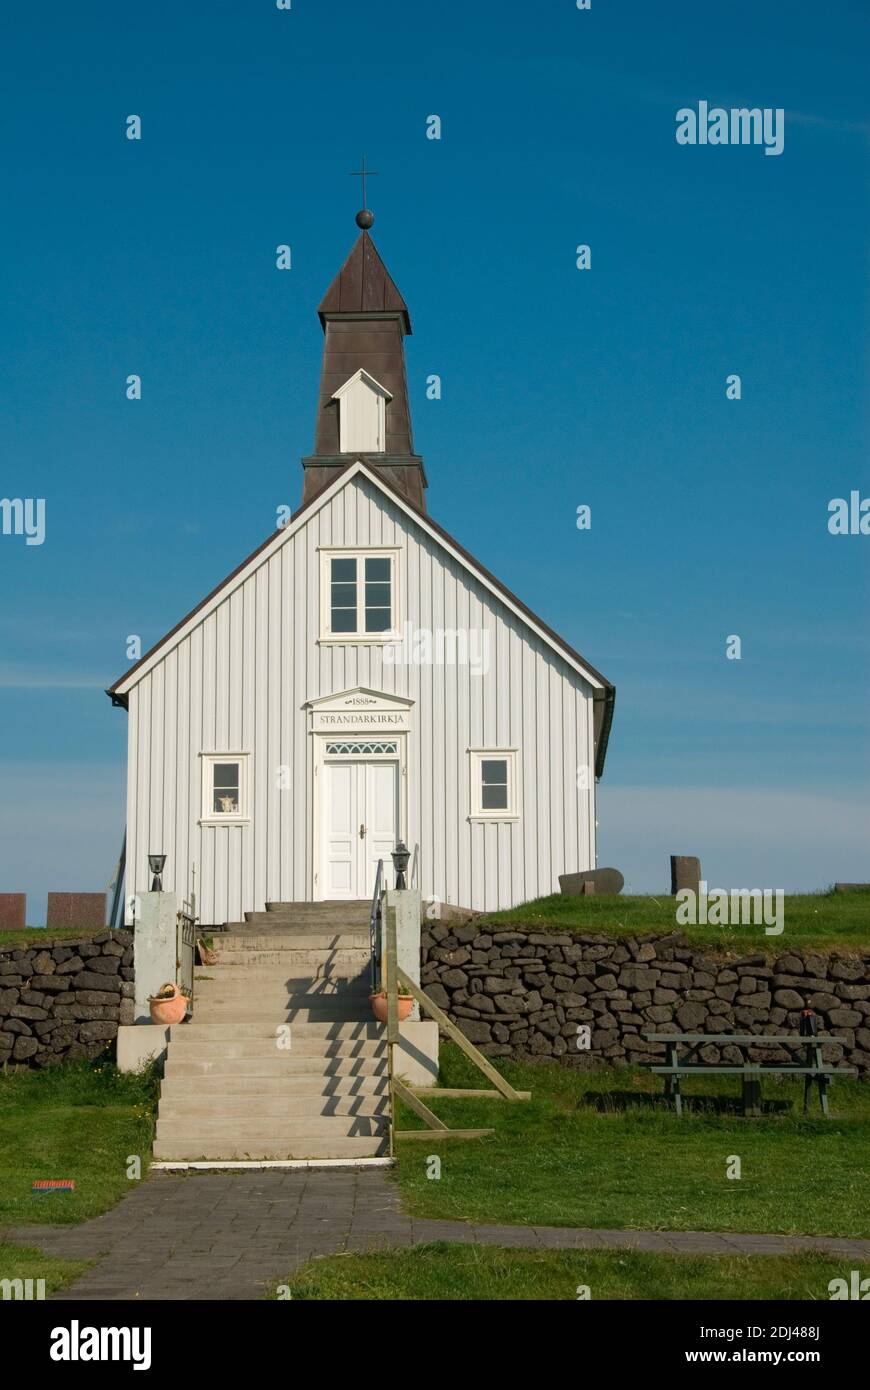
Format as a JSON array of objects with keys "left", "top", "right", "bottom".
[
  {"left": 319, "top": 547, "right": 401, "bottom": 643},
  {"left": 200, "top": 752, "right": 250, "bottom": 824},
  {"left": 468, "top": 747, "right": 519, "bottom": 821},
  {"left": 323, "top": 740, "right": 400, "bottom": 757}
]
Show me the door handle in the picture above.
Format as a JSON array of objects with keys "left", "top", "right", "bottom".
[{"left": 359, "top": 824, "right": 366, "bottom": 839}]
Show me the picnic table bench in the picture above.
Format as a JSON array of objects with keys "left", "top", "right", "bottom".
[{"left": 642, "top": 1033, "right": 857, "bottom": 1117}]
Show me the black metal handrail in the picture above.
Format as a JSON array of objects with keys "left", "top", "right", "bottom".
[
  {"left": 176, "top": 899, "right": 197, "bottom": 1015},
  {"left": 369, "top": 858, "right": 384, "bottom": 992}
]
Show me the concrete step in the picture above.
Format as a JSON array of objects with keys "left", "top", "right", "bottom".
[
  {"left": 166, "top": 1037, "right": 386, "bottom": 1059},
  {"left": 158, "top": 1091, "right": 390, "bottom": 1120},
  {"left": 197, "top": 968, "right": 369, "bottom": 984},
  {"left": 168, "top": 1021, "right": 384, "bottom": 1041},
  {"left": 215, "top": 932, "right": 369, "bottom": 951},
  {"left": 193, "top": 980, "right": 372, "bottom": 1000},
  {"left": 164, "top": 1055, "right": 388, "bottom": 1078},
  {"left": 196, "top": 971, "right": 370, "bottom": 989},
  {"left": 192, "top": 987, "right": 372, "bottom": 1014},
  {"left": 161, "top": 1073, "right": 390, "bottom": 1099},
  {"left": 264, "top": 899, "right": 369, "bottom": 914},
  {"left": 192, "top": 1006, "right": 372, "bottom": 1025},
  {"left": 210, "top": 949, "right": 370, "bottom": 969},
  {"left": 153, "top": 1135, "right": 390, "bottom": 1161},
  {"left": 156, "top": 1112, "right": 387, "bottom": 1138},
  {"left": 241, "top": 909, "right": 369, "bottom": 924},
  {"left": 197, "top": 962, "right": 369, "bottom": 979},
  {"left": 189, "top": 1006, "right": 369, "bottom": 1028}
]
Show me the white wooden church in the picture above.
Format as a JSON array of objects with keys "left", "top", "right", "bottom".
[{"left": 107, "top": 214, "right": 615, "bottom": 925}]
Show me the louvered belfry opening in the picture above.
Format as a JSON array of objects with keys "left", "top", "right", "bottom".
[{"left": 301, "top": 227, "right": 427, "bottom": 511}]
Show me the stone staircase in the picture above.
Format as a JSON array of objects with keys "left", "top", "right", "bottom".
[{"left": 153, "top": 901, "right": 391, "bottom": 1162}]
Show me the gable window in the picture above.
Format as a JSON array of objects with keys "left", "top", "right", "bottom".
[
  {"left": 320, "top": 550, "right": 400, "bottom": 641},
  {"left": 200, "top": 754, "right": 249, "bottom": 822},
  {"left": 469, "top": 748, "right": 519, "bottom": 820}
]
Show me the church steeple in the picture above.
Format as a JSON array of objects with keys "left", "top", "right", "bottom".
[{"left": 301, "top": 210, "right": 427, "bottom": 511}]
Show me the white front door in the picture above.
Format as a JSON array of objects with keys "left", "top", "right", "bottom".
[{"left": 321, "top": 758, "right": 399, "bottom": 899}]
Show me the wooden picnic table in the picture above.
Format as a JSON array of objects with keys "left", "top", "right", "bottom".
[{"left": 642, "top": 1033, "right": 857, "bottom": 1117}]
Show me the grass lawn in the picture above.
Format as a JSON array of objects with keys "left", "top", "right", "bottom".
[
  {"left": 394, "top": 1046, "right": 870, "bottom": 1238},
  {"left": 480, "top": 887, "right": 870, "bottom": 953},
  {"left": 0, "top": 926, "right": 111, "bottom": 951},
  {"left": 0, "top": 1241, "right": 90, "bottom": 1298},
  {"left": 0, "top": 1060, "right": 158, "bottom": 1229},
  {"left": 275, "top": 1243, "right": 850, "bottom": 1301}
]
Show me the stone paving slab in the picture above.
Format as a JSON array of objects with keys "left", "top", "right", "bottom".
[{"left": 3, "top": 1168, "right": 868, "bottom": 1301}]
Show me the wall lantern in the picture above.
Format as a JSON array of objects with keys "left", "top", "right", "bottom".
[
  {"left": 148, "top": 853, "right": 167, "bottom": 892},
  {"left": 391, "top": 840, "right": 410, "bottom": 890}
]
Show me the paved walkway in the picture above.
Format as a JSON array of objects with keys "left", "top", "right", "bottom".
[{"left": 5, "top": 1170, "right": 869, "bottom": 1301}]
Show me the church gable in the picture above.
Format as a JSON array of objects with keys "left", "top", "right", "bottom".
[{"left": 108, "top": 461, "right": 610, "bottom": 710}]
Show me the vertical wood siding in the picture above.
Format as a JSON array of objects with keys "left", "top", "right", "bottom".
[{"left": 125, "top": 476, "right": 598, "bottom": 922}]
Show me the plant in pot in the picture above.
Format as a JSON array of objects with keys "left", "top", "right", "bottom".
[
  {"left": 370, "top": 984, "right": 414, "bottom": 1024},
  {"left": 149, "top": 982, "right": 190, "bottom": 1026},
  {"left": 196, "top": 935, "right": 218, "bottom": 966}
]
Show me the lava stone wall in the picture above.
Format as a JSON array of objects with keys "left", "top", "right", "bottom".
[
  {"left": 0, "top": 930, "right": 134, "bottom": 1067},
  {"left": 421, "top": 925, "right": 870, "bottom": 1073}
]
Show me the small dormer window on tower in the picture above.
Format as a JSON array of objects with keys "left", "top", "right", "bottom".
[{"left": 332, "top": 369, "right": 392, "bottom": 453}]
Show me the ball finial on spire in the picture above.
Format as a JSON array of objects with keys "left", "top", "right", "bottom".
[{"left": 356, "top": 208, "right": 375, "bottom": 229}]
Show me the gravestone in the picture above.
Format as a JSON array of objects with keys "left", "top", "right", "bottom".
[
  {"left": 0, "top": 894, "right": 26, "bottom": 930},
  {"left": 559, "top": 868, "right": 624, "bottom": 896},
  {"left": 46, "top": 892, "right": 106, "bottom": 931},
  {"left": 670, "top": 856, "right": 701, "bottom": 895}
]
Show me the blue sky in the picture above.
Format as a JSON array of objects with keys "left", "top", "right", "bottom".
[{"left": 1, "top": 0, "right": 868, "bottom": 921}]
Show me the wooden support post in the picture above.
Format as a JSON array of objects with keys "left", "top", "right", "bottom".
[
  {"left": 742, "top": 1072, "right": 762, "bottom": 1117},
  {"left": 396, "top": 965, "right": 523, "bottom": 1101},
  {"left": 392, "top": 1078, "right": 448, "bottom": 1130},
  {"left": 396, "top": 1129, "right": 494, "bottom": 1141},
  {"left": 411, "top": 1087, "right": 532, "bottom": 1101}
]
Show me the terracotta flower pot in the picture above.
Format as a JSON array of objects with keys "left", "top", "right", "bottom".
[
  {"left": 370, "top": 992, "right": 414, "bottom": 1024},
  {"left": 149, "top": 986, "right": 188, "bottom": 1026}
]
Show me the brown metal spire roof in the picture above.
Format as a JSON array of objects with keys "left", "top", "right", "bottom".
[
  {"left": 318, "top": 231, "right": 412, "bottom": 333},
  {"left": 305, "top": 224, "right": 424, "bottom": 509}
]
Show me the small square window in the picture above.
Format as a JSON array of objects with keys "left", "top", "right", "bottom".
[
  {"left": 470, "top": 749, "right": 518, "bottom": 820},
  {"left": 201, "top": 754, "right": 249, "bottom": 822}
]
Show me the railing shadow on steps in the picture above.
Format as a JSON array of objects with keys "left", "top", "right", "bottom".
[
  {"left": 380, "top": 901, "right": 531, "bottom": 1154},
  {"left": 369, "top": 858, "right": 384, "bottom": 993}
]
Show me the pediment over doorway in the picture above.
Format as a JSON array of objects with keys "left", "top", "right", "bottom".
[{"left": 305, "top": 686, "right": 413, "bottom": 733}]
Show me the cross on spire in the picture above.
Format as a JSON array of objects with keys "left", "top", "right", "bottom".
[{"left": 349, "top": 155, "right": 378, "bottom": 229}]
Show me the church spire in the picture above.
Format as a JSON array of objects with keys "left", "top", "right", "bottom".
[{"left": 301, "top": 207, "right": 427, "bottom": 511}]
